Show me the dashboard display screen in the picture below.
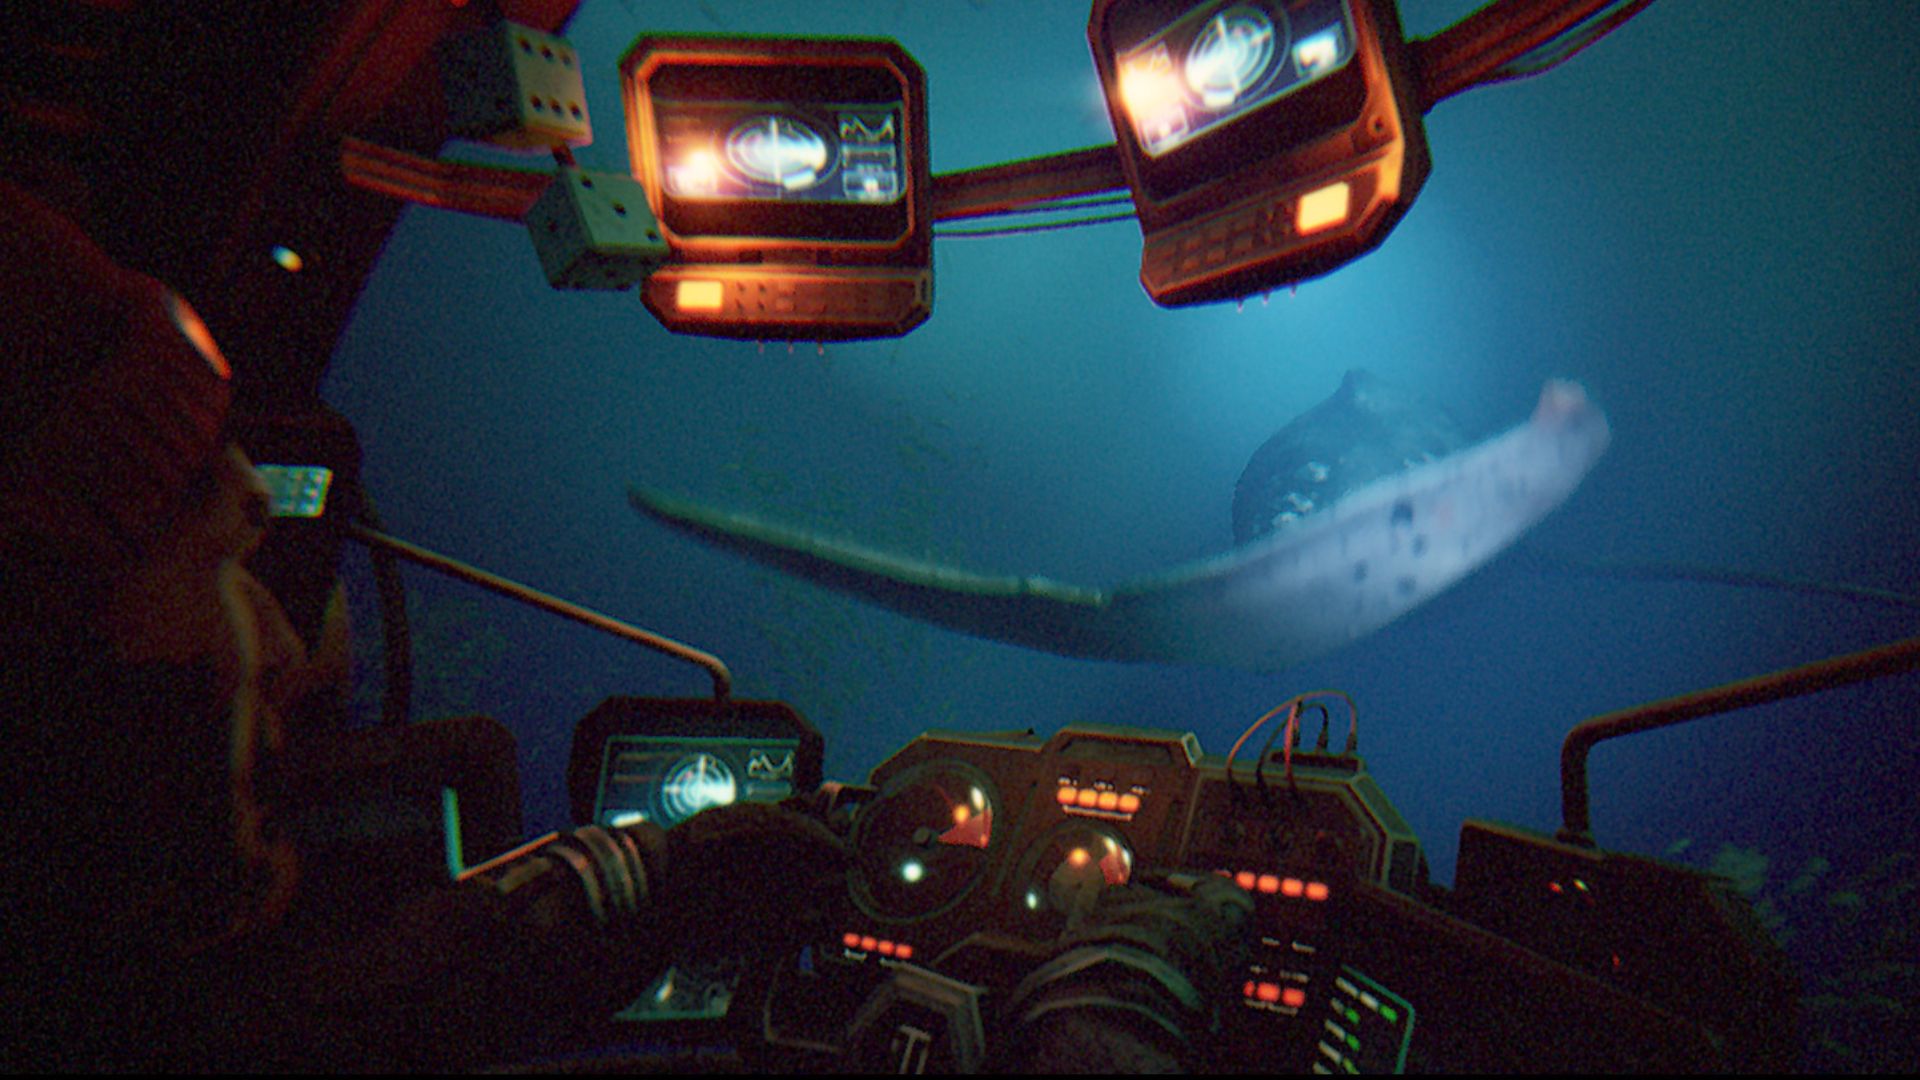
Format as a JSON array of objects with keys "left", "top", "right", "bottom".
[
  {"left": 256, "top": 464, "right": 334, "bottom": 519},
  {"left": 656, "top": 101, "right": 905, "bottom": 206},
  {"left": 593, "top": 735, "right": 800, "bottom": 828},
  {"left": 1112, "top": 0, "right": 1357, "bottom": 158}
]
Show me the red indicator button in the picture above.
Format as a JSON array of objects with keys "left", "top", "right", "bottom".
[
  {"left": 1305, "top": 881, "right": 1330, "bottom": 902},
  {"left": 1281, "top": 877, "right": 1304, "bottom": 897},
  {"left": 896, "top": 944, "right": 913, "bottom": 960},
  {"left": 1281, "top": 987, "right": 1306, "bottom": 1008},
  {"left": 1256, "top": 982, "right": 1282, "bottom": 1003},
  {"left": 878, "top": 940, "right": 896, "bottom": 956},
  {"left": 1235, "top": 871, "right": 1257, "bottom": 891},
  {"left": 1257, "top": 874, "right": 1280, "bottom": 894},
  {"left": 860, "top": 936, "right": 878, "bottom": 952},
  {"left": 842, "top": 932, "right": 860, "bottom": 948}
]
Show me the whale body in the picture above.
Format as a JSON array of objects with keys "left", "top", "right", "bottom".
[{"left": 631, "top": 377, "right": 1610, "bottom": 672}]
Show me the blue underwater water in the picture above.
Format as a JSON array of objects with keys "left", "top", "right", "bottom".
[{"left": 323, "top": 1, "right": 1919, "bottom": 1068}]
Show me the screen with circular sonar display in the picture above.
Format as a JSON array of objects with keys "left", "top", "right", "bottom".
[
  {"left": 592, "top": 735, "right": 800, "bottom": 828},
  {"left": 1115, "top": 0, "right": 1357, "bottom": 158},
  {"left": 656, "top": 101, "right": 905, "bottom": 206}
]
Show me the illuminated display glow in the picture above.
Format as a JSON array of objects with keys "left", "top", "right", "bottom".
[
  {"left": 1116, "top": 0, "right": 1355, "bottom": 158},
  {"left": 256, "top": 464, "right": 334, "bottom": 519},
  {"left": 657, "top": 101, "right": 904, "bottom": 205},
  {"left": 660, "top": 752, "right": 738, "bottom": 821},
  {"left": 595, "top": 735, "right": 798, "bottom": 828},
  {"left": 1183, "top": 5, "right": 1277, "bottom": 108}
]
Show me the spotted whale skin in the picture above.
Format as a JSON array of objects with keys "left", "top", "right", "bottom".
[{"left": 631, "top": 379, "right": 1609, "bottom": 672}]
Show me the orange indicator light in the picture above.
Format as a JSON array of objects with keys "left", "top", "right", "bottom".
[
  {"left": 165, "top": 294, "right": 232, "bottom": 381},
  {"left": 1119, "top": 58, "right": 1182, "bottom": 129},
  {"left": 1256, "top": 982, "right": 1282, "bottom": 1003},
  {"left": 1243, "top": 980, "right": 1257, "bottom": 998},
  {"left": 1056, "top": 786, "right": 1078, "bottom": 804},
  {"left": 1077, "top": 789, "right": 1100, "bottom": 809},
  {"left": 676, "top": 279, "right": 724, "bottom": 311},
  {"left": 860, "top": 936, "right": 878, "bottom": 952},
  {"left": 842, "top": 932, "right": 860, "bottom": 948},
  {"left": 896, "top": 944, "right": 913, "bottom": 960},
  {"left": 1117, "top": 793, "right": 1141, "bottom": 813},
  {"left": 1235, "top": 871, "right": 1257, "bottom": 890},
  {"left": 1282, "top": 987, "right": 1307, "bottom": 1008},
  {"left": 953, "top": 805, "right": 971, "bottom": 824},
  {"left": 1257, "top": 874, "right": 1280, "bottom": 894},
  {"left": 1068, "top": 847, "right": 1091, "bottom": 868},
  {"left": 1296, "top": 181, "right": 1351, "bottom": 235},
  {"left": 1282, "top": 877, "right": 1305, "bottom": 897},
  {"left": 1305, "top": 881, "right": 1330, "bottom": 901},
  {"left": 1097, "top": 791, "right": 1120, "bottom": 811},
  {"left": 878, "top": 940, "right": 896, "bottom": 956}
]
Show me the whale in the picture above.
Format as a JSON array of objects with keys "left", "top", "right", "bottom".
[{"left": 631, "top": 374, "right": 1610, "bottom": 672}]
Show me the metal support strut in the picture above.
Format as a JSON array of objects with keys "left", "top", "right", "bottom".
[
  {"left": 1558, "top": 634, "right": 1920, "bottom": 846},
  {"left": 346, "top": 522, "right": 733, "bottom": 702}
]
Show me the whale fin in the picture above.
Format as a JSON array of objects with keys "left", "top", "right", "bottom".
[{"left": 631, "top": 381, "right": 1610, "bottom": 672}]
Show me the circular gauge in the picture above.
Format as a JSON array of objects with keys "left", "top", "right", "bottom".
[
  {"left": 724, "top": 113, "right": 832, "bottom": 192},
  {"left": 851, "top": 761, "right": 996, "bottom": 922},
  {"left": 659, "top": 752, "right": 738, "bottom": 825},
  {"left": 1014, "top": 823, "right": 1134, "bottom": 925},
  {"left": 1184, "top": 4, "right": 1285, "bottom": 110}
]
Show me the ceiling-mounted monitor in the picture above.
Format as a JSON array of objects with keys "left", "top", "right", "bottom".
[
  {"left": 1088, "top": 0, "right": 1430, "bottom": 307},
  {"left": 620, "top": 35, "right": 933, "bottom": 341}
]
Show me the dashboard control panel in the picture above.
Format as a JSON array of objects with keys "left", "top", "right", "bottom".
[{"left": 563, "top": 701, "right": 1796, "bottom": 1072}]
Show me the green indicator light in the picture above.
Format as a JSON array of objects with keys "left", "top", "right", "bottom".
[
  {"left": 1346, "top": 1033, "right": 1361, "bottom": 1051},
  {"left": 1346, "top": 1007, "right": 1361, "bottom": 1025},
  {"left": 1380, "top": 1004, "right": 1398, "bottom": 1022},
  {"left": 1341, "top": 1055, "right": 1359, "bottom": 1073}
]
